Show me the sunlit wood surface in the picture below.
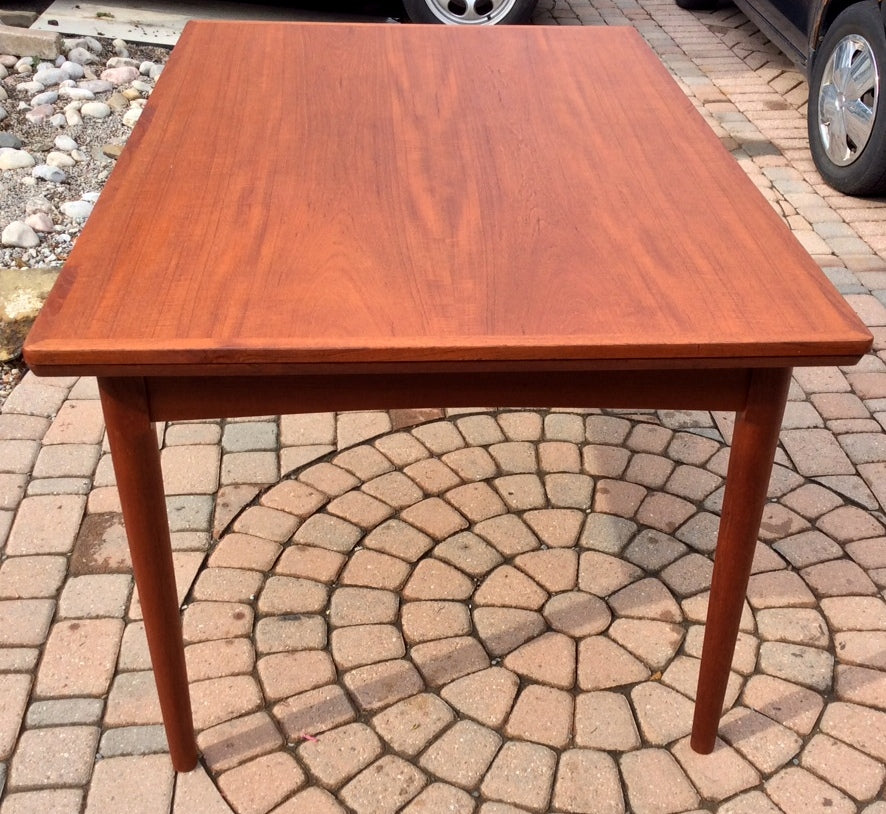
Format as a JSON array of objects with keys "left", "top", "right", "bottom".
[{"left": 26, "top": 23, "right": 869, "bottom": 375}]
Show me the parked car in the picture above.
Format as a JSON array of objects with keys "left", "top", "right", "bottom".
[
  {"left": 404, "top": 0, "right": 536, "bottom": 23},
  {"left": 677, "top": 0, "right": 886, "bottom": 195}
]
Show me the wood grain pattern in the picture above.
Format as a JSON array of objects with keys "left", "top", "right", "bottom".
[
  {"left": 691, "top": 367, "right": 792, "bottom": 753},
  {"left": 24, "top": 23, "right": 870, "bottom": 375},
  {"left": 98, "top": 377, "right": 197, "bottom": 770},
  {"left": 144, "top": 369, "right": 753, "bottom": 420}
]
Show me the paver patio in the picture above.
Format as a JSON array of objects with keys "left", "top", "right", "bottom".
[{"left": 2, "top": 0, "right": 886, "bottom": 812}]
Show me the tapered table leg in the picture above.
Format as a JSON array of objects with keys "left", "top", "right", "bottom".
[
  {"left": 691, "top": 367, "right": 792, "bottom": 753},
  {"left": 99, "top": 377, "right": 198, "bottom": 771}
]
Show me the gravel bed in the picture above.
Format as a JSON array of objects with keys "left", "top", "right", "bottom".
[
  {"left": 0, "top": 357, "right": 26, "bottom": 407},
  {"left": 1, "top": 32, "right": 171, "bottom": 406},
  {"left": 1, "top": 33, "right": 171, "bottom": 269}
]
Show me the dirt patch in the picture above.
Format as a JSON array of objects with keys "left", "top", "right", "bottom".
[{"left": 70, "top": 511, "right": 131, "bottom": 574}]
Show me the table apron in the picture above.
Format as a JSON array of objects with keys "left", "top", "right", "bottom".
[{"left": 141, "top": 368, "right": 760, "bottom": 422}]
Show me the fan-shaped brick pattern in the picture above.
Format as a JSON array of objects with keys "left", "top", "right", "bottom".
[{"left": 181, "top": 411, "right": 886, "bottom": 813}]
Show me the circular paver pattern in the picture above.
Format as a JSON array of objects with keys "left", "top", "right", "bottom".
[{"left": 183, "top": 411, "right": 886, "bottom": 814}]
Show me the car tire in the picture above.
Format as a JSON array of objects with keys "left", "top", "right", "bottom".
[
  {"left": 674, "top": 0, "right": 719, "bottom": 11},
  {"left": 808, "top": 2, "right": 886, "bottom": 195},
  {"left": 403, "top": 0, "right": 537, "bottom": 24}
]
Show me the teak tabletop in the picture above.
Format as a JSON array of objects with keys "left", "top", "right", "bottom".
[
  {"left": 25, "top": 23, "right": 869, "bottom": 374},
  {"left": 24, "top": 21, "right": 872, "bottom": 775}
]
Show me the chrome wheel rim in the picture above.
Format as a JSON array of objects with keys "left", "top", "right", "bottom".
[
  {"left": 818, "top": 34, "right": 879, "bottom": 167},
  {"left": 423, "top": 0, "right": 519, "bottom": 24}
]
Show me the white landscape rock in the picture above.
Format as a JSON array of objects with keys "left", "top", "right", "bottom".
[
  {"left": 25, "top": 105, "right": 55, "bottom": 125},
  {"left": 0, "top": 149, "right": 35, "bottom": 170},
  {"left": 122, "top": 107, "right": 142, "bottom": 128},
  {"left": 81, "top": 101, "right": 111, "bottom": 119},
  {"left": 30, "top": 91, "right": 58, "bottom": 107},
  {"left": 25, "top": 212, "right": 54, "bottom": 233},
  {"left": 32, "top": 164, "right": 66, "bottom": 183},
  {"left": 59, "top": 86, "right": 94, "bottom": 101},
  {"left": 66, "top": 47, "right": 98, "bottom": 65},
  {"left": 63, "top": 36, "right": 103, "bottom": 54},
  {"left": 16, "top": 81, "right": 43, "bottom": 96},
  {"left": 61, "top": 61, "right": 84, "bottom": 80},
  {"left": 60, "top": 200, "right": 94, "bottom": 221},
  {"left": 78, "top": 80, "right": 113, "bottom": 94},
  {"left": 34, "top": 67, "right": 66, "bottom": 86},
  {"left": 2, "top": 221, "right": 40, "bottom": 248},
  {"left": 46, "top": 151, "right": 75, "bottom": 168},
  {"left": 54, "top": 134, "right": 78, "bottom": 152},
  {"left": 101, "top": 66, "right": 139, "bottom": 86},
  {"left": 106, "top": 56, "right": 138, "bottom": 69}
]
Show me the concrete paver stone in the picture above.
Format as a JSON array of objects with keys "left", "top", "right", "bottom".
[
  {"left": 84, "top": 754, "right": 174, "bottom": 814},
  {"left": 339, "top": 755, "right": 426, "bottom": 814},
  {"left": 419, "top": 719, "right": 502, "bottom": 789},
  {"left": 552, "top": 748, "right": 624, "bottom": 814},
  {"left": 480, "top": 741, "right": 557, "bottom": 812},
  {"left": 296, "top": 722, "right": 382, "bottom": 790}
]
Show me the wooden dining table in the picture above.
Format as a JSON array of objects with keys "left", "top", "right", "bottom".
[{"left": 24, "top": 20, "right": 872, "bottom": 772}]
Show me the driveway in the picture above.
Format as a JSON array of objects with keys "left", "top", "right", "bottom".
[{"left": 1, "top": 1, "right": 885, "bottom": 813}]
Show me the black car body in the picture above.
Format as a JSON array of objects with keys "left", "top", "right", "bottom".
[{"left": 679, "top": 0, "right": 886, "bottom": 195}]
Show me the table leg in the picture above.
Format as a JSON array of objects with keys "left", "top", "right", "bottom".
[
  {"left": 690, "top": 367, "right": 792, "bottom": 753},
  {"left": 98, "top": 377, "right": 198, "bottom": 771}
]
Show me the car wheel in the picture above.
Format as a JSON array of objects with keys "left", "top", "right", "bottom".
[
  {"left": 402, "top": 0, "right": 537, "bottom": 24},
  {"left": 809, "top": 2, "right": 886, "bottom": 195}
]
